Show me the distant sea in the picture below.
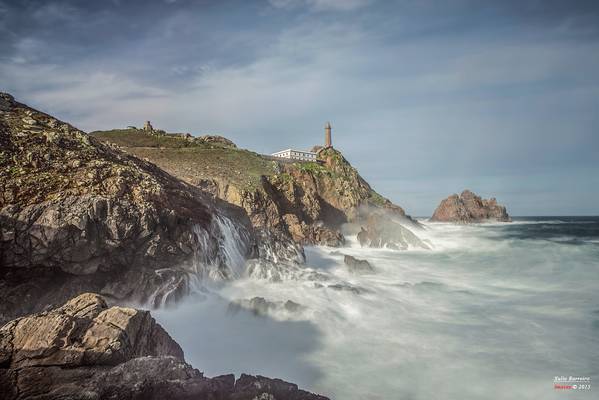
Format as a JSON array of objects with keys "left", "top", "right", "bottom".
[{"left": 156, "top": 217, "right": 599, "bottom": 400}]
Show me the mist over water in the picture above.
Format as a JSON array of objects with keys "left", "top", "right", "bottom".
[{"left": 155, "top": 217, "right": 599, "bottom": 399}]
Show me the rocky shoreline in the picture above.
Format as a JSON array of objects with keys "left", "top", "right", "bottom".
[
  {"left": 0, "top": 92, "right": 426, "bottom": 399},
  {"left": 0, "top": 92, "right": 261, "bottom": 324},
  {"left": 1, "top": 92, "right": 423, "bottom": 323},
  {"left": 0, "top": 293, "right": 328, "bottom": 400},
  {"left": 1, "top": 92, "right": 510, "bottom": 398}
]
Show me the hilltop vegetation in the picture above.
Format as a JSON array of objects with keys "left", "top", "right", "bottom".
[
  {"left": 91, "top": 128, "right": 197, "bottom": 148},
  {"left": 90, "top": 127, "right": 237, "bottom": 149},
  {"left": 90, "top": 128, "right": 275, "bottom": 189}
]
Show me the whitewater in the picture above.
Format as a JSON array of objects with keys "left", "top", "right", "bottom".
[{"left": 155, "top": 217, "right": 599, "bottom": 399}]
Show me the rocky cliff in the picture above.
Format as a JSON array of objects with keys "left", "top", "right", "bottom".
[
  {"left": 0, "top": 93, "right": 258, "bottom": 323},
  {"left": 430, "top": 190, "right": 511, "bottom": 223},
  {"left": 0, "top": 293, "right": 328, "bottom": 400},
  {"left": 91, "top": 129, "right": 413, "bottom": 247}
]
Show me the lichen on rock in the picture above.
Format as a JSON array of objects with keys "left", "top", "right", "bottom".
[{"left": 0, "top": 93, "right": 257, "bottom": 323}]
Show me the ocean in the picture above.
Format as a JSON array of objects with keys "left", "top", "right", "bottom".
[{"left": 155, "top": 217, "right": 599, "bottom": 399}]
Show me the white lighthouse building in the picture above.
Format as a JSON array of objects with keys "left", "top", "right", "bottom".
[{"left": 271, "top": 122, "right": 332, "bottom": 161}]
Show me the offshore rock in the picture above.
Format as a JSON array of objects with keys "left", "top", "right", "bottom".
[
  {"left": 228, "top": 296, "right": 305, "bottom": 316},
  {"left": 343, "top": 255, "right": 374, "bottom": 273},
  {"left": 0, "top": 293, "right": 329, "bottom": 400},
  {"left": 431, "top": 190, "right": 511, "bottom": 223}
]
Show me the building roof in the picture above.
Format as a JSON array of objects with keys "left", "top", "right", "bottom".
[{"left": 271, "top": 148, "right": 317, "bottom": 155}]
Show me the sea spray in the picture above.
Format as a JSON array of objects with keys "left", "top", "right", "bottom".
[
  {"left": 213, "top": 215, "right": 250, "bottom": 278},
  {"left": 145, "top": 215, "right": 253, "bottom": 307},
  {"left": 255, "top": 229, "right": 306, "bottom": 264},
  {"left": 155, "top": 217, "right": 599, "bottom": 400}
]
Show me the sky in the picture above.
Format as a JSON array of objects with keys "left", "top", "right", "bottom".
[{"left": 1, "top": 0, "right": 598, "bottom": 216}]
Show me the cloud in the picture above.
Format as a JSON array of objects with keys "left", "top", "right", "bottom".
[
  {"left": 268, "top": 0, "right": 372, "bottom": 12},
  {"left": 0, "top": 61, "right": 169, "bottom": 129},
  {"left": 31, "top": 1, "right": 80, "bottom": 23},
  {"left": 1, "top": 0, "right": 598, "bottom": 215}
]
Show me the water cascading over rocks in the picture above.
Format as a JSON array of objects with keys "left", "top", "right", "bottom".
[
  {"left": 190, "top": 215, "right": 252, "bottom": 282},
  {"left": 146, "top": 215, "right": 254, "bottom": 308}
]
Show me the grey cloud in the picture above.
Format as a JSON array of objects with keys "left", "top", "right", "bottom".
[
  {"left": 1, "top": 0, "right": 598, "bottom": 215},
  {"left": 268, "top": 0, "right": 373, "bottom": 12}
]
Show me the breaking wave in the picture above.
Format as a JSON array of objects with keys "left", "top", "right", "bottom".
[
  {"left": 191, "top": 215, "right": 251, "bottom": 281},
  {"left": 145, "top": 215, "right": 252, "bottom": 307}
]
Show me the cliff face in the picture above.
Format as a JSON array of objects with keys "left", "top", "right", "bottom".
[
  {"left": 91, "top": 130, "right": 409, "bottom": 247},
  {"left": 0, "top": 93, "right": 257, "bottom": 322},
  {"left": 430, "top": 190, "right": 511, "bottom": 223},
  {"left": 0, "top": 293, "right": 329, "bottom": 400}
]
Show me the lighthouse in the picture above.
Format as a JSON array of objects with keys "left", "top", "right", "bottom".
[{"left": 324, "top": 122, "right": 332, "bottom": 148}]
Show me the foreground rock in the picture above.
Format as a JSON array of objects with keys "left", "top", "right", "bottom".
[
  {"left": 357, "top": 213, "right": 431, "bottom": 250},
  {"left": 0, "top": 92, "right": 257, "bottom": 323},
  {"left": 430, "top": 190, "right": 511, "bottom": 223},
  {"left": 343, "top": 255, "right": 374, "bottom": 273},
  {"left": 0, "top": 293, "right": 328, "bottom": 400}
]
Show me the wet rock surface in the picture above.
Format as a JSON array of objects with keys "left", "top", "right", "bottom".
[
  {"left": 0, "top": 293, "right": 329, "bottom": 400},
  {"left": 356, "top": 213, "right": 431, "bottom": 250},
  {"left": 431, "top": 190, "right": 511, "bottom": 223},
  {"left": 343, "top": 255, "right": 374, "bottom": 273},
  {"left": 326, "top": 283, "right": 367, "bottom": 294},
  {"left": 228, "top": 296, "right": 305, "bottom": 316},
  {"left": 246, "top": 258, "right": 329, "bottom": 283}
]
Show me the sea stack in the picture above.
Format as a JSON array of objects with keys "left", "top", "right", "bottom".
[{"left": 430, "top": 190, "right": 511, "bottom": 223}]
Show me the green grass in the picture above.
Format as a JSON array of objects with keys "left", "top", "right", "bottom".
[
  {"left": 90, "top": 129, "right": 210, "bottom": 149},
  {"left": 91, "top": 129, "right": 283, "bottom": 190},
  {"left": 368, "top": 190, "right": 388, "bottom": 206},
  {"left": 296, "top": 161, "right": 328, "bottom": 175},
  {"left": 127, "top": 146, "right": 278, "bottom": 190},
  {"left": 90, "top": 129, "right": 362, "bottom": 194}
]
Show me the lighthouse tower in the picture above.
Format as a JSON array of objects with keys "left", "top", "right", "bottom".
[{"left": 324, "top": 122, "right": 332, "bottom": 148}]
